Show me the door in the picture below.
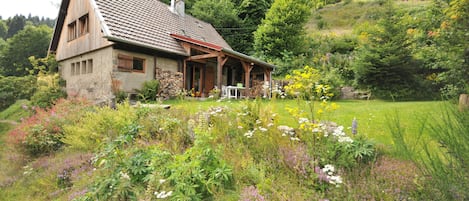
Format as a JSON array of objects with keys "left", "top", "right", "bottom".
[{"left": 204, "top": 66, "right": 215, "bottom": 96}]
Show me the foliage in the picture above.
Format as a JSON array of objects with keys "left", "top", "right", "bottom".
[
  {"left": 254, "top": 0, "right": 311, "bottom": 63},
  {"left": 30, "top": 73, "right": 67, "bottom": 108},
  {"left": 389, "top": 104, "right": 469, "bottom": 200},
  {"left": 137, "top": 80, "right": 160, "bottom": 102},
  {"left": 62, "top": 103, "right": 138, "bottom": 151},
  {"left": 0, "top": 75, "right": 37, "bottom": 110},
  {"left": 0, "top": 20, "right": 7, "bottom": 39},
  {"left": 284, "top": 66, "right": 322, "bottom": 100},
  {"left": 5, "top": 15, "right": 25, "bottom": 39},
  {"left": 352, "top": 2, "right": 419, "bottom": 100},
  {"left": 7, "top": 98, "right": 91, "bottom": 157},
  {"left": 0, "top": 25, "right": 52, "bottom": 76}
]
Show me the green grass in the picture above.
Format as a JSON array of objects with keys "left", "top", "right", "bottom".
[
  {"left": 0, "top": 99, "right": 31, "bottom": 122},
  {"left": 306, "top": 0, "right": 431, "bottom": 35},
  {"left": 165, "top": 99, "right": 446, "bottom": 146}
]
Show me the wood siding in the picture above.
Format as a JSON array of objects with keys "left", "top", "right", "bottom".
[{"left": 55, "top": 0, "right": 111, "bottom": 61}]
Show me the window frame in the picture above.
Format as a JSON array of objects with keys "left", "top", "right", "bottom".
[
  {"left": 78, "top": 14, "right": 89, "bottom": 37},
  {"left": 118, "top": 54, "right": 146, "bottom": 73},
  {"left": 68, "top": 21, "right": 77, "bottom": 41}
]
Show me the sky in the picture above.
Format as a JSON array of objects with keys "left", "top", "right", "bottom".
[{"left": 0, "top": 0, "right": 61, "bottom": 19}]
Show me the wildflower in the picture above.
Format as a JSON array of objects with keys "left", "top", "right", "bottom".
[
  {"left": 255, "top": 119, "right": 262, "bottom": 124},
  {"left": 322, "top": 164, "right": 335, "bottom": 174},
  {"left": 351, "top": 118, "right": 357, "bottom": 135},
  {"left": 155, "top": 191, "right": 173, "bottom": 199},
  {"left": 259, "top": 127, "right": 268, "bottom": 132},
  {"left": 338, "top": 136, "right": 353, "bottom": 143},
  {"left": 120, "top": 171, "right": 130, "bottom": 180},
  {"left": 298, "top": 117, "right": 309, "bottom": 124},
  {"left": 290, "top": 137, "right": 300, "bottom": 141},
  {"left": 267, "top": 123, "right": 274, "bottom": 127},
  {"left": 244, "top": 130, "right": 254, "bottom": 138},
  {"left": 159, "top": 179, "right": 166, "bottom": 184},
  {"left": 237, "top": 125, "right": 243, "bottom": 129}
]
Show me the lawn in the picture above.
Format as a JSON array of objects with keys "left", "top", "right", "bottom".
[{"left": 166, "top": 99, "right": 447, "bottom": 146}]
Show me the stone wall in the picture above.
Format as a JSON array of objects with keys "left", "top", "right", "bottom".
[{"left": 155, "top": 68, "right": 183, "bottom": 100}]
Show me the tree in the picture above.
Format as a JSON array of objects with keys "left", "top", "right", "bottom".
[
  {"left": 0, "top": 20, "right": 7, "bottom": 39},
  {"left": 253, "top": 0, "right": 311, "bottom": 62},
  {"left": 436, "top": 0, "right": 469, "bottom": 97},
  {"left": 6, "top": 15, "right": 26, "bottom": 38},
  {"left": 353, "top": 2, "right": 417, "bottom": 100},
  {"left": 191, "top": 0, "right": 243, "bottom": 51},
  {"left": 0, "top": 25, "right": 52, "bottom": 76},
  {"left": 236, "top": 0, "right": 273, "bottom": 54}
]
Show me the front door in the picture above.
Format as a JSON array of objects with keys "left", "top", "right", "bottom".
[
  {"left": 187, "top": 63, "right": 204, "bottom": 97},
  {"left": 204, "top": 66, "right": 215, "bottom": 96}
]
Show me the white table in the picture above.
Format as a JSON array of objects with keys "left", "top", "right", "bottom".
[{"left": 225, "top": 86, "right": 245, "bottom": 99}]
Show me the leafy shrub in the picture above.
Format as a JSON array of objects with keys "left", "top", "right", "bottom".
[
  {"left": 0, "top": 75, "right": 37, "bottom": 110},
  {"left": 137, "top": 80, "right": 159, "bottom": 102},
  {"left": 8, "top": 98, "right": 90, "bottom": 156},
  {"left": 30, "top": 73, "right": 67, "bottom": 108},
  {"left": 62, "top": 103, "right": 138, "bottom": 151}
]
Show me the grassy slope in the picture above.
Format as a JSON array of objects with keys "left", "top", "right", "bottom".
[{"left": 306, "top": 0, "right": 431, "bottom": 35}]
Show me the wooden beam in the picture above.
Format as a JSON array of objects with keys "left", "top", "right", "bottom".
[
  {"left": 183, "top": 59, "right": 187, "bottom": 90},
  {"left": 217, "top": 56, "right": 225, "bottom": 89},
  {"left": 220, "top": 56, "right": 228, "bottom": 67},
  {"left": 188, "top": 53, "right": 219, "bottom": 60},
  {"left": 182, "top": 43, "right": 191, "bottom": 55},
  {"left": 187, "top": 43, "right": 218, "bottom": 54},
  {"left": 242, "top": 61, "right": 253, "bottom": 97}
]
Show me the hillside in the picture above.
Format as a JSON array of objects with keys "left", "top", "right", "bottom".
[{"left": 306, "top": 0, "right": 432, "bottom": 35}]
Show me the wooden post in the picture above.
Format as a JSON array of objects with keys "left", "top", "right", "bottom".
[
  {"left": 216, "top": 55, "right": 228, "bottom": 89},
  {"left": 183, "top": 59, "right": 187, "bottom": 90},
  {"left": 459, "top": 94, "right": 469, "bottom": 111},
  {"left": 217, "top": 56, "right": 223, "bottom": 89},
  {"left": 242, "top": 61, "right": 253, "bottom": 98}
]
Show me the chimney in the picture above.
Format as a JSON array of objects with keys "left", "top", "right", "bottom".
[{"left": 170, "top": 0, "right": 185, "bottom": 17}]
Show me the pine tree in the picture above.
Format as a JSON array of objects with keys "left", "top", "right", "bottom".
[{"left": 353, "top": 1, "right": 416, "bottom": 99}]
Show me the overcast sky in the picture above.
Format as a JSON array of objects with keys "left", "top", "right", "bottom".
[{"left": 0, "top": 0, "right": 61, "bottom": 19}]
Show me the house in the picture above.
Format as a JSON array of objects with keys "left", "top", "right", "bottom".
[{"left": 48, "top": 0, "right": 275, "bottom": 102}]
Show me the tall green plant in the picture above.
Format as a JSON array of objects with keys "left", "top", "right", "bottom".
[
  {"left": 353, "top": 1, "right": 418, "bottom": 100},
  {"left": 389, "top": 104, "right": 469, "bottom": 200},
  {"left": 254, "top": 0, "right": 311, "bottom": 67}
]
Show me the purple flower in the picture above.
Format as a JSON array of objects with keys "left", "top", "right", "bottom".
[
  {"left": 315, "top": 166, "right": 330, "bottom": 183},
  {"left": 351, "top": 118, "right": 358, "bottom": 135}
]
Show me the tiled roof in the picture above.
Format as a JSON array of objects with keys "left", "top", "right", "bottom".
[{"left": 94, "top": 0, "right": 232, "bottom": 56}]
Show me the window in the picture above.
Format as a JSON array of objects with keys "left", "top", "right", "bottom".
[
  {"left": 118, "top": 54, "right": 145, "bottom": 73},
  {"left": 68, "top": 21, "right": 77, "bottom": 41},
  {"left": 87, "top": 59, "right": 93, "bottom": 73},
  {"left": 71, "top": 63, "right": 75, "bottom": 76},
  {"left": 75, "top": 62, "right": 81, "bottom": 75},
  {"left": 82, "top": 61, "right": 87, "bottom": 74},
  {"left": 79, "top": 14, "right": 89, "bottom": 36}
]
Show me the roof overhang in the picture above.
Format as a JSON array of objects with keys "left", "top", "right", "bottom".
[
  {"left": 48, "top": 0, "right": 71, "bottom": 53},
  {"left": 170, "top": 34, "right": 275, "bottom": 70}
]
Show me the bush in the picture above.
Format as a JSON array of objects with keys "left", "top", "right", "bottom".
[
  {"left": 7, "top": 98, "right": 90, "bottom": 156},
  {"left": 137, "top": 80, "right": 159, "bottom": 102},
  {"left": 0, "top": 76, "right": 37, "bottom": 110},
  {"left": 62, "top": 103, "right": 138, "bottom": 151},
  {"left": 30, "top": 73, "right": 67, "bottom": 108}
]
